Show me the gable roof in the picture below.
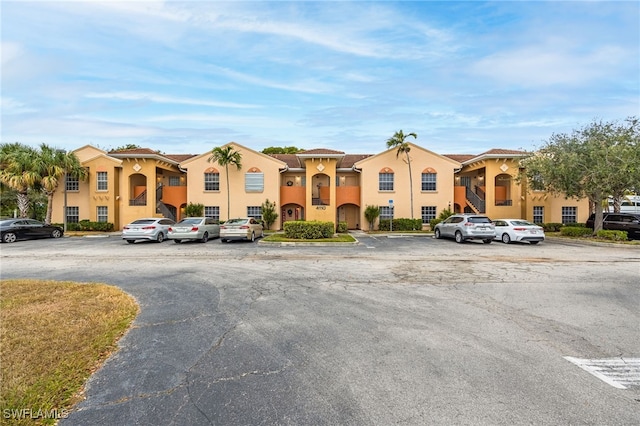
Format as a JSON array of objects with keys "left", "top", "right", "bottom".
[
  {"left": 179, "top": 142, "right": 286, "bottom": 169},
  {"left": 459, "top": 148, "right": 530, "bottom": 166},
  {"left": 354, "top": 142, "right": 461, "bottom": 168}
]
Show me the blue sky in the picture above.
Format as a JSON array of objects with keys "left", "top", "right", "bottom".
[{"left": 2, "top": 1, "right": 638, "bottom": 156}]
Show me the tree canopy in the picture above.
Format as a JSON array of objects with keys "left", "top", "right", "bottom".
[
  {"left": 261, "top": 146, "right": 302, "bottom": 154},
  {"left": 520, "top": 117, "right": 639, "bottom": 233}
]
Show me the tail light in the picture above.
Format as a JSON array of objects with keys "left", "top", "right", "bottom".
[
  {"left": 168, "top": 227, "right": 173, "bottom": 231},
  {"left": 142, "top": 226, "right": 156, "bottom": 230},
  {"left": 123, "top": 226, "right": 130, "bottom": 230},
  {"left": 240, "top": 225, "right": 249, "bottom": 229},
  {"left": 220, "top": 226, "right": 227, "bottom": 229},
  {"left": 191, "top": 227, "right": 199, "bottom": 231},
  {"left": 513, "top": 227, "right": 526, "bottom": 231}
]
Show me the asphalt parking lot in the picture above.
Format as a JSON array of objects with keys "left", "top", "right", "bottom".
[{"left": 1, "top": 234, "right": 639, "bottom": 425}]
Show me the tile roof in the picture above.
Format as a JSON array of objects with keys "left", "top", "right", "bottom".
[
  {"left": 443, "top": 154, "right": 475, "bottom": 162},
  {"left": 269, "top": 154, "right": 301, "bottom": 168},
  {"left": 165, "top": 154, "right": 198, "bottom": 162},
  {"left": 299, "top": 148, "right": 345, "bottom": 155}
]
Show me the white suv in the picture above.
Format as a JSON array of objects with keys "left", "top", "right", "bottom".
[{"left": 434, "top": 214, "right": 495, "bottom": 244}]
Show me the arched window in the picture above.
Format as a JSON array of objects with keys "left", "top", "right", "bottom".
[
  {"left": 204, "top": 167, "right": 219, "bottom": 191},
  {"left": 379, "top": 167, "right": 394, "bottom": 191},
  {"left": 421, "top": 167, "right": 437, "bottom": 191}
]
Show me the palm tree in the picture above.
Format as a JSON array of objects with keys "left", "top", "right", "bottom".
[
  {"left": 36, "top": 144, "right": 87, "bottom": 225},
  {"left": 0, "top": 143, "right": 40, "bottom": 218},
  {"left": 208, "top": 145, "right": 242, "bottom": 220},
  {"left": 386, "top": 130, "right": 417, "bottom": 219}
]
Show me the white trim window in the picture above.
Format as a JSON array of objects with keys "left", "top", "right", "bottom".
[
  {"left": 379, "top": 205, "right": 394, "bottom": 220},
  {"left": 245, "top": 172, "right": 264, "bottom": 192},
  {"left": 247, "top": 206, "right": 262, "bottom": 219},
  {"left": 66, "top": 206, "right": 79, "bottom": 223},
  {"left": 421, "top": 173, "right": 437, "bottom": 191},
  {"left": 421, "top": 206, "right": 437, "bottom": 224},
  {"left": 204, "top": 206, "right": 220, "bottom": 220},
  {"left": 204, "top": 172, "right": 219, "bottom": 191},
  {"left": 66, "top": 176, "right": 79, "bottom": 191},
  {"left": 533, "top": 206, "right": 544, "bottom": 224},
  {"left": 561, "top": 206, "right": 577, "bottom": 224},
  {"left": 97, "top": 206, "right": 108, "bottom": 222},
  {"left": 96, "top": 172, "right": 108, "bottom": 191},
  {"left": 379, "top": 173, "right": 394, "bottom": 191}
]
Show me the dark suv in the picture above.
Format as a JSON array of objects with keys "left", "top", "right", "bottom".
[{"left": 586, "top": 212, "right": 640, "bottom": 240}]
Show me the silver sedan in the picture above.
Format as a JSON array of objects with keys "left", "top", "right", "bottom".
[
  {"left": 167, "top": 217, "right": 220, "bottom": 243},
  {"left": 220, "top": 218, "right": 264, "bottom": 242},
  {"left": 122, "top": 218, "right": 175, "bottom": 243}
]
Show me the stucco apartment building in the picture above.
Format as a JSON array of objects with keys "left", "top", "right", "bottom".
[{"left": 51, "top": 142, "right": 589, "bottom": 231}]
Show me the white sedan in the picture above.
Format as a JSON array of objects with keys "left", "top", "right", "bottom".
[{"left": 493, "top": 219, "right": 545, "bottom": 244}]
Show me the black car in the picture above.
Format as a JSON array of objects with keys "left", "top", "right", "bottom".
[
  {"left": 586, "top": 212, "right": 640, "bottom": 240},
  {"left": 0, "top": 219, "right": 64, "bottom": 243}
]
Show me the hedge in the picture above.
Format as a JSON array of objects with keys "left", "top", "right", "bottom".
[
  {"left": 336, "top": 221, "right": 348, "bottom": 233},
  {"left": 596, "top": 230, "right": 628, "bottom": 241},
  {"left": 379, "top": 218, "right": 423, "bottom": 231},
  {"left": 559, "top": 226, "right": 593, "bottom": 237},
  {"left": 65, "top": 220, "right": 114, "bottom": 232},
  {"left": 283, "top": 220, "right": 334, "bottom": 239}
]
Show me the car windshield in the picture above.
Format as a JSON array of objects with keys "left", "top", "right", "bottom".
[
  {"left": 225, "top": 219, "right": 247, "bottom": 225},
  {"left": 177, "top": 218, "right": 201, "bottom": 225},
  {"left": 131, "top": 219, "right": 155, "bottom": 225}
]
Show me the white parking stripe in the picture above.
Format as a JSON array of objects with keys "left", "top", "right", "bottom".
[{"left": 564, "top": 356, "right": 640, "bottom": 389}]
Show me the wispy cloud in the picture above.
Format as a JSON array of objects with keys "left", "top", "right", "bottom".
[{"left": 85, "top": 92, "right": 259, "bottom": 109}]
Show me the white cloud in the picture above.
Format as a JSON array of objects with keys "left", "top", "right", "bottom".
[{"left": 85, "top": 92, "right": 259, "bottom": 109}]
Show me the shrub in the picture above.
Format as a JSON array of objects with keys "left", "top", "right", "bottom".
[
  {"left": 67, "top": 221, "right": 114, "bottom": 232},
  {"left": 596, "top": 230, "right": 628, "bottom": 241},
  {"left": 283, "top": 220, "right": 334, "bottom": 239},
  {"left": 379, "top": 218, "right": 423, "bottom": 231},
  {"left": 261, "top": 199, "right": 278, "bottom": 230},
  {"left": 336, "top": 221, "right": 348, "bottom": 233},
  {"left": 560, "top": 226, "right": 593, "bottom": 237},
  {"left": 542, "top": 223, "right": 564, "bottom": 232},
  {"left": 185, "top": 202, "right": 204, "bottom": 217}
]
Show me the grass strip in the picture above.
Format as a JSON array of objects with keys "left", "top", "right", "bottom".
[{"left": 0, "top": 279, "right": 138, "bottom": 425}]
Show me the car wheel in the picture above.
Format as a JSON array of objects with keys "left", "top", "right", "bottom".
[
  {"left": 260, "top": 229, "right": 264, "bottom": 238},
  {"left": 126, "top": 240, "right": 136, "bottom": 244},
  {"left": 156, "top": 232, "right": 165, "bottom": 243},
  {"left": 455, "top": 231, "right": 464, "bottom": 243},
  {"left": 2, "top": 232, "right": 17, "bottom": 243},
  {"left": 501, "top": 233, "right": 511, "bottom": 244},
  {"left": 220, "top": 238, "right": 226, "bottom": 243},
  {"left": 51, "top": 229, "right": 62, "bottom": 239},
  {"left": 434, "top": 229, "right": 441, "bottom": 239},
  {"left": 201, "top": 232, "right": 209, "bottom": 243},
  {"left": 250, "top": 232, "right": 255, "bottom": 242},
  {"left": 483, "top": 239, "right": 492, "bottom": 244},
  {"left": 530, "top": 241, "right": 540, "bottom": 245},
  {"left": 173, "top": 239, "right": 182, "bottom": 244}
]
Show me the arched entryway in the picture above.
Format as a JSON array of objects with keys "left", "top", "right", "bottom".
[
  {"left": 281, "top": 204, "right": 304, "bottom": 228},
  {"left": 495, "top": 174, "right": 512, "bottom": 206},
  {"left": 337, "top": 203, "right": 360, "bottom": 229}
]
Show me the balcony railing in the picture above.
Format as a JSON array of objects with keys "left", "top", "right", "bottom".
[{"left": 495, "top": 199, "right": 513, "bottom": 206}]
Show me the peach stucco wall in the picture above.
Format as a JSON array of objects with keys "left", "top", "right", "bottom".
[
  {"left": 355, "top": 144, "right": 461, "bottom": 230},
  {"left": 182, "top": 143, "right": 285, "bottom": 225}
]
